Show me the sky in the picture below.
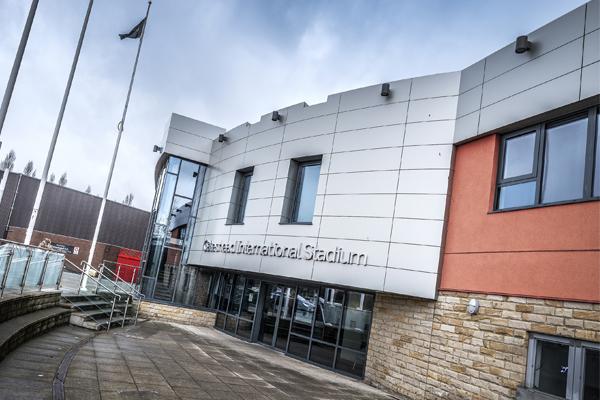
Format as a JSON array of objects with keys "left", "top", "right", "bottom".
[{"left": 0, "top": 0, "right": 588, "bottom": 211}]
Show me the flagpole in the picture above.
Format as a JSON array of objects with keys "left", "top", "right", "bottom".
[
  {"left": 0, "top": 0, "right": 39, "bottom": 148},
  {"left": 83, "top": 1, "right": 152, "bottom": 286},
  {"left": 23, "top": 0, "right": 93, "bottom": 245}
]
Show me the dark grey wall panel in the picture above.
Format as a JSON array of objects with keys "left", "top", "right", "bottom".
[
  {"left": 0, "top": 172, "right": 150, "bottom": 249},
  {"left": 35, "top": 179, "right": 101, "bottom": 239},
  {"left": 5, "top": 174, "right": 37, "bottom": 229},
  {"left": 0, "top": 172, "right": 19, "bottom": 234},
  {"left": 98, "top": 201, "right": 150, "bottom": 250}
]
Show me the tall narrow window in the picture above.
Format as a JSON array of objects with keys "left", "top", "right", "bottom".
[
  {"left": 229, "top": 168, "right": 253, "bottom": 224},
  {"left": 503, "top": 131, "right": 536, "bottom": 179},
  {"left": 584, "top": 348, "right": 600, "bottom": 399},
  {"left": 594, "top": 113, "right": 600, "bottom": 197},
  {"left": 292, "top": 160, "right": 321, "bottom": 223},
  {"left": 533, "top": 340, "right": 569, "bottom": 397},
  {"left": 497, "top": 130, "right": 537, "bottom": 210},
  {"left": 541, "top": 118, "right": 587, "bottom": 203}
]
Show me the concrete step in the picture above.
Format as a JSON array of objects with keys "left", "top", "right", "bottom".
[
  {"left": 61, "top": 293, "right": 138, "bottom": 330},
  {"left": 75, "top": 315, "right": 136, "bottom": 331},
  {"left": 0, "top": 306, "right": 71, "bottom": 361},
  {"left": 60, "top": 294, "right": 106, "bottom": 303},
  {"left": 59, "top": 300, "right": 112, "bottom": 310},
  {"left": 69, "top": 310, "right": 122, "bottom": 327},
  {"left": 71, "top": 307, "right": 121, "bottom": 321},
  {"left": 0, "top": 291, "right": 62, "bottom": 323}
]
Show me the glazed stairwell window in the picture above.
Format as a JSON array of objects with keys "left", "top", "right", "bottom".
[{"left": 495, "top": 107, "right": 599, "bottom": 211}]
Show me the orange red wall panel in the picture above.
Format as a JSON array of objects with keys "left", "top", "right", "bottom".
[{"left": 441, "top": 134, "right": 600, "bottom": 302}]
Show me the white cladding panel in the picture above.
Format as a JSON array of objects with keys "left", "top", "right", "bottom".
[
  {"left": 178, "top": 0, "right": 600, "bottom": 300},
  {"left": 185, "top": 71, "right": 461, "bottom": 300},
  {"left": 454, "top": 0, "right": 599, "bottom": 143},
  {"left": 161, "top": 113, "right": 226, "bottom": 164}
]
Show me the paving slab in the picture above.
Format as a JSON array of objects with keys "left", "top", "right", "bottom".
[
  {"left": 0, "top": 324, "right": 95, "bottom": 400},
  {"left": 0, "top": 321, "right": 400, "bottom": 400}
]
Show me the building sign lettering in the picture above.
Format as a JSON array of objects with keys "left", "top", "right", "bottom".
[{"left": 203, "top": 240, "right": 368, "bottom": 266}]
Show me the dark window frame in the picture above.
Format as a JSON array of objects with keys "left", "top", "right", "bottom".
[
  {"left": 141, "top": 155, "right": 204, "bottom": 302},
  {"left": 290, "top": 159, "right": 322, "bottom": 223},
  {"left": 525, "top": 333, "right": 600, "bottom": 400},
  {"left": 227, "top": 168, "right": 253, "bottom": 225},
  {"left": 208, "top": 271, "right": 375, "bottom": 378},
  {"left": 234, "top": 170, "right": 253, "bottom": 224},
  {"left": 495, "top": 106, "right": 599, "bottom": 212}
]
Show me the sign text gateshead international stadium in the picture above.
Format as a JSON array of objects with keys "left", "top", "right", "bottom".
[{"left": 203, "top": 240, "right": 368, "bottom": 266}]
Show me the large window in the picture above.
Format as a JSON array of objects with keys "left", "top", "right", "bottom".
[
  {"left": 496, "top": 107, "right": 599, "bottom": 211},
  {"left": 214, "top": 274, "right": 260, "bottom": 340},
  {"left": 207, "top": 272, "right": 374, "bottom": 378},
  {"left": 291, "top": 160, "right": 321, "bottom": 223},
  {"left": 526, "top": 334, "right": 599, "bottom": 399},
  {"left": 287, "top": 286, "right": 374, "bottom": 377}
]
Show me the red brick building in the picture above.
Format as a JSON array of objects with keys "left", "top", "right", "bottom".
[{"left": 0, "top": 171, "right": 150, "bottom": 269}]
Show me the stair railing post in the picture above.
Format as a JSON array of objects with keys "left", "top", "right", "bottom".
[
  {"left": 170, "top": 264, "right": 182, "bottom": 303},
  {"left": 38, "top": 251, "right": 50, "bottom": 291},
  {"left": 114, "top": 264, "right": 120, "bottom": 293},
  {"left": 0, "top": 248, "right": 14, "bottom": 298},
  {"left": 121, "top": 296, "right": 129, "bottom": 327},
  {"left": 133, "top": 298, "right": 141, "bottom": 326},
  {"left": 107, "top": 295, "right": 117, "bottom": 332},
  {"left": 19, "top": 248, "right": 33, "bottom": 294},
  {"left": 56, "top": 259, "right": 65, "bottom": 290},
  {"left": 96, "top": 264, "right": 104, "bottom": 294},
  {"left": 77, "top": 268, "right": 85, "bottom": 295}
]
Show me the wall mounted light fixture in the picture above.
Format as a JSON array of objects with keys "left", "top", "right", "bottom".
[
  {"left": 515, "top": 35, "right": 532, "bottom": 54},
  {"left": 381, "top": 83, "right": 391, "bottom": 97},
  {"left": 467, "top": 299, "right": 480, "bottom": 315},
  {"left": 271, "top": 111, "right": 281, "bottom": 121},
  {"left": 218, "top": 134, "right": 227, "bottom": 142}
]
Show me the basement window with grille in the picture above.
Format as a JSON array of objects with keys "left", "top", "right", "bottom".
[{"left": 522, "top": 333, "right": 599, "bottom": 400}]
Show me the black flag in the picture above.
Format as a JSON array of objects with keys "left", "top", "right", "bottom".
[{"left": 119, "top": 18, "right": 146, "bottom": 40}]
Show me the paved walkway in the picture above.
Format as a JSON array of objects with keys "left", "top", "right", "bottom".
[
  {"left": 0, "top": 321, "right": 396, "bottom": 400},
  {"left": 0, "top": 325, "right": 95, "bottom": 399}
]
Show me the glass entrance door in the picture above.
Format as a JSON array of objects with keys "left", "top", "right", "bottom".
[{"left": 258, "top": 283, "right": 296, "bottom": 350}]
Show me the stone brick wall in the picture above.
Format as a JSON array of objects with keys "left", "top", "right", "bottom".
[
  {"left": 366, "top": 294, "right": 435, "bottom": 399},
  {"left": 365, "top": 291, "right": 600, "bottom": 400},
  {"left": 138, "top": 301, "right": 216, "bottom": 327},
  {"left": 0, "top": 292, "right": 62, "bottom": 323}
]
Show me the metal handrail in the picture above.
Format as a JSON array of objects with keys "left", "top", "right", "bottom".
[
  {"left": 60, "top": 290, "right": 115, "bottom": 330},
  {"left": 97, "top": 262, "right": 145, "bottom": 328},
  {"left": 82, "top": 261, "right": 145, "bottom": 301},
  {"left": 102, "top": 259, "right": 142, "bottom": 269},
  {"left": 100, "top": 259, "right": 142, "bottom": 286},
  {"left": 63, "top": 259, "right": 125, "bottom": 331},
  {"left": 63, "top": 259, "right": 121, "bottom": 300},
  {"left": 82, "top": 261, "right": 144, "bottom": 328}
]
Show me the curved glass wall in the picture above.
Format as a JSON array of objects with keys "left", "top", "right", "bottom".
[{"left": 140, "top": 155, "right": 208, "bottom": 305}]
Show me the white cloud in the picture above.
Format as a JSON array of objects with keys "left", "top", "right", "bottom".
[{"left": 0, "top": 0, "right": 587, "bottom": 210}]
